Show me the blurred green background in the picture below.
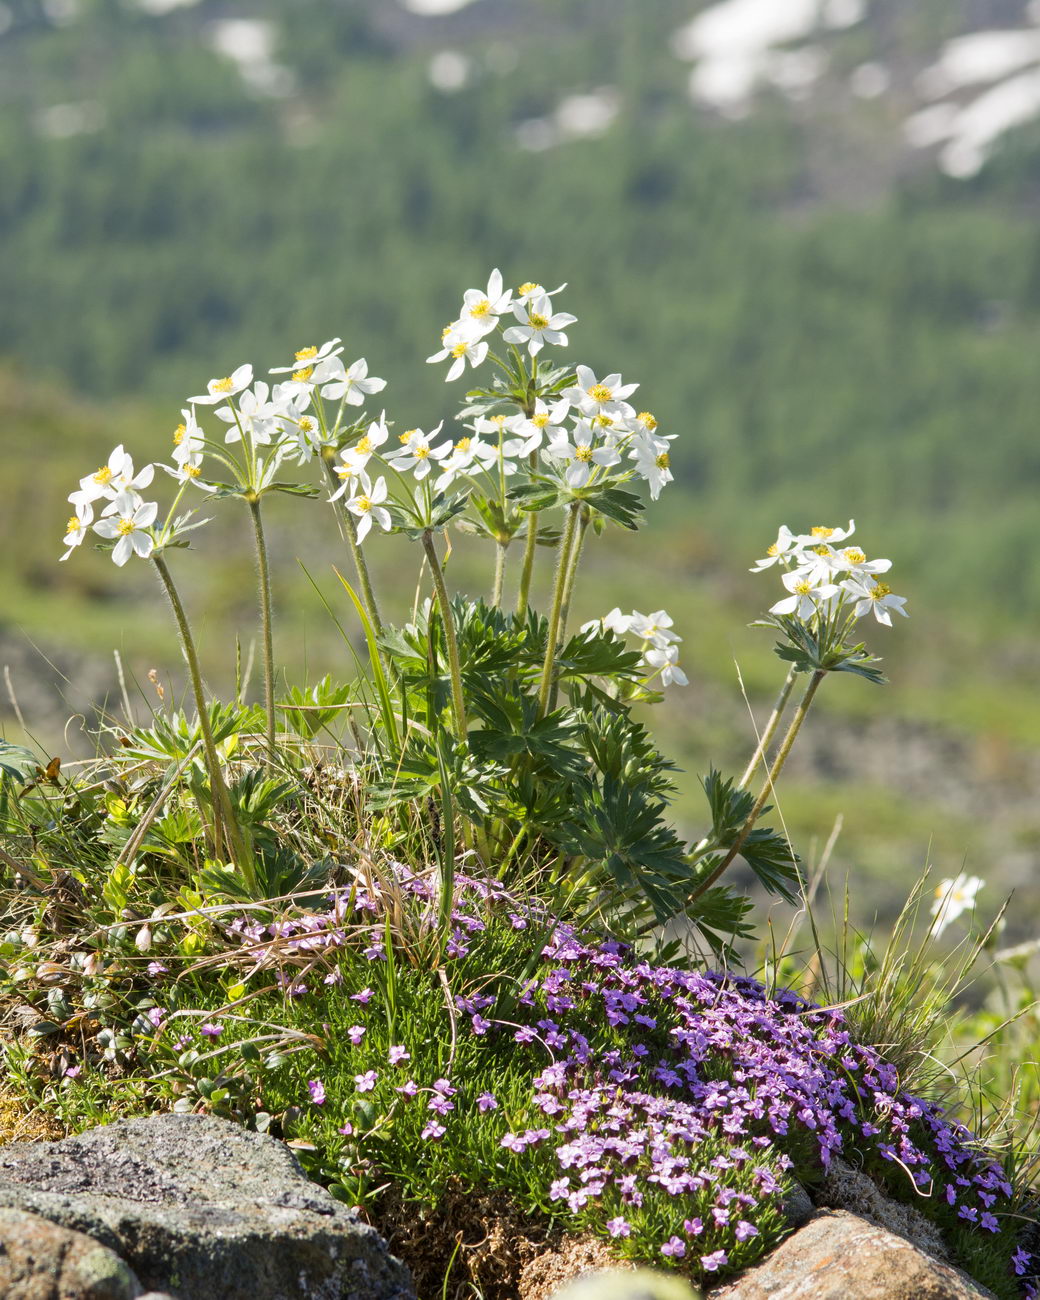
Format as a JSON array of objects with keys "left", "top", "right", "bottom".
[{"left": 4, "top": 0, "right": 1040, "bottom": 936}]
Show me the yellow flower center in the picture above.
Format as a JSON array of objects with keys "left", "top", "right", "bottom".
[
  {"left": 575, "top": 446, "right": 593, "bottom": 462},
  {"left": 66, "top": 516, "right": 81, "bottom": 534},
  {"left": 356, "top": 436, "right": 372, "bottom": 455},
  {"left": 638, "top": 411, "right": 658, "bottom": 430},
  {"left": 813, "top": 545, "right": 830, "bottom": 557},
  {"left": 810, "top": 526, "right": 834, "bottom": 539},
  {"left": 451, "top": 343, "right": 468, "bottom": 359},
  {"left": 356, "top": 496, "right": 372, "bottom": 513},
  {"left": 794, "top": 580, "right": 813, "bottom": 596},
  {"left": 470, "top": 298, "right": 492, "bottom": 318},
  {"left": 456, "top": 437, "right": 471, "bottom": 452},
  {"left": 93, "top": 466, "right": 113, "bottom": 485},
  {"left": 401, "top": 429, "right": 418, "bottom": 444},
  {"left": 295, "top": 346, "right": 318, "bottom": 361},
  {"left": 518, "top": 282, "right": 539, "bottom": 295},
  {"left": 767, "top": 543, "right": 780, "bottom": 557},
  {"left": 588, "top": 383, "right": 613, "bottom": 403},
  {"left": 298, "top": 417, "right": 315, "bottom": 434},
  {"left": 529, "top": 312, "right": 550, "bottom": 330},
  {"left": 185, "top": 464, "right": 201, "bottom": 478},
  {"left": 292, "top": 366, "right": 314, "bottom": 383},
  {"left": 173, "top": 423, "right": 186, "bottom": 446},
  {"left": 212, "top": 376, "right": 234, "bottom": 393},
  {"left": 117, "top": 517, "right": 137, "bottom": 536},
  {"left": 491, "top": 414, "right": 506, "bottom": 427},
  {"left": 843, "top": 548, "right": 866, "bottom": 565},
  {"left": 655, "top": 452, "right": 670, "bottom": 469},
  {"left": 594, "top": 414, "right": 615, "bottom": 429},
  {"left": 335, "top": 466, "right": 351, "bottom": 480},
  {"left": 415, "top": 446, "right": 430, "bottom": 459},
  {"left": 442, "top": 323, "right": 453, "bottom": 339},
  {"left": 532, "top": 414, "right": 549, "bottom": 428},
  {"left": 869, "top": 582, "right": 892, "bottom": 600}
]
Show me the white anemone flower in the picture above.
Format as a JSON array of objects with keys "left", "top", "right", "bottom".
[
  {"left": 502, "top": 293, "right": 577, "bottom": 356},
  {"left": 841, "top": 576, "right": 909, "bottom": 626},
  {"left": 69, "top": 445, "right": 154, "bottom": 508},
  {"left": 190, "top": 363, "right": 254, "bottom": 406},
  {"left": 330, "top": 415, "right": 391, "bottom": 500},
  {"left": 385, "top": 424, "right": 452, "bottom": 480},
  {"left": 458, "top": 268, "right": 513, "bottom": 337},
  {"left": 630, "top": 432, "right": 675, "bottom": 501},
  {"left": 629, "top": 609, "right": 680, "bottom": 649},
  {"left": 270, "top": 339, "right": 344, "bottom": 385},
  {"left": 282, "top": 403, "right": 324, "bottom": 463},
  {"left": 515, "top": 279, "right": 567, "bottom": 305},
  {"left": 215, "top": 381, "right": 282, "bottom": 445},
  {"left": 564, "top": 365, "right": 638, "bottom": 419},
  {"left": 581, "top": 606, "right": 632, "bottom": 637},
  {"left": 172, "top": 410, "right": 204, "bottom": 466},
  {"left": 93, "top": 491, "right": 158, "bottom": 566},
  {"left": 159, "top": 449, "right": 215, "bottom": 491},
  {"left": 320, "top": 357, "right": 387, "bottom": 406},
  {"left": 931, "top": 874, "right": 984, "bottom": 937},
  {"left": 750, "top": 525, "right": 803, "bottom": 573},
  {"left": 544, "top": 421, "right": 620, "bottom": 489},
  {"left": 346, "top": 474, "right": 392, "bottom": 544},
  {"left": 427, "top": 325, "right": 489, "bottom": 382},
  {"left": 502, "top": 397, "right": 571, "bottom": 457},
  {"left": 797, "top": 520, "right": 855, "bottom": 547},
  {"left": 770, "top": 569, "right": 839, "bottom": 620},
  {"left": 643, "top": 643, "right": 689, "bottom": 687},
  {"left": 836, "top": 547, "right": 893, "bottom": 582},
  {"left": 60, "top": 503, "right": 93, "bottom": 562},
  {"left": 434, "top": 433, "right": 498, "bottom": 491}
]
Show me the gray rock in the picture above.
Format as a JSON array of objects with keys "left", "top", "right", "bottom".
[
  {"left": 0, "top": 1113, "right": 414, "bottom": 1300},
  {"left": 780, "top": 1180, "right": 814, "bottom": 1230},
  {"left": 708, "top": 1209, "right": 995, "bottom": 1300},
  {"left": 0, "top": 1204, "right": 142, "bottom": 1299}
]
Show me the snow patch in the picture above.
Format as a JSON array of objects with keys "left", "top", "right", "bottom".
[
  {"left": 918, "top": 30, "right": 1040, "bottom": 99},
  {"left": 401, "top": 0, "right": 481, "bottom": 14},
  {"left": 428, "top": 49, "right": 470, "bottom": 92},
  {"left": 516, "top": 87, "right": 620, "bottom": 151},
  {"left": 208, "top": 19, "right": 294, "bottom": 98}
]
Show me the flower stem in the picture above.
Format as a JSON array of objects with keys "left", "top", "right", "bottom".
[
  {"left": 537, "top": 501, "right": 580, "bottom": 718},
  {"left": 689, "top": 669, "right": 825, "bottom": 904},
  {"left": 548, "top": 504, "right": 590, "bottom": 712},
  {"left": 422, "top": 529, "right": 467, "bottom": 739},
  {"left": 151, "top": 553, "right": 251, "bottom": 879},
  {"left": 492, "top": 542, "right": 509, "bottom": 608},
  {"left": 738, "top": 664, "right": 798, "bottom": 789},
  {"left": 516, "top": 507, "right": 538, "bottom": 615},
  {"left": 322, "top": 454, "right": 383, "bottom": 636},
  {"left": 247, "top": 497, "right": 276, "bottom": 758}
]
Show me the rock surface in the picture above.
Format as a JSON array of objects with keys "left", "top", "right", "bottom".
[
  {"left": 0, "top": 1113, "right": 414, "bottom": 1300},
  {"left": 0, "top": 1205, "right": 142, "bottom": 1300},
  {"left": 708, "top": 1209, "right": 995, "bottom": 1300}
]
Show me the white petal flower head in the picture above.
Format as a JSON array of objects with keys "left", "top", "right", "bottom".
[
  {"left": 545, "top": 421, "right": 621, "bottom": 489},
  {"left": 836, "top": 546, "right": 893, "bottom": 581},
  {"left": 93, "top": 491, "right": 158, "bottom": 566},
  {"left": 284, "top": 403, "right": 323, "bottom": 462},
  {"left": 330, "top": 414, "right": 391, "bottom": 500},
  {"left": 270, "top": 339, "right": 344, "bottom": 385},
  {"left": 458, "top": 268, "right": 513, "bottom": 337},
  {"left": 172, "top": 409, "right": 204, "bottom": 466},
  {"left": 516, "top": 279, "right": 566, "bottom": 305},
  {"left": 60, "top": 503, "right": 93, "bottom": 562},
  {"left": 931, "top": 873, "right": 983, "bottom": 937},
  {"left": 599, "top": 606, "right": 633, "bottom": 636},
  {"left": 501, "top": 293, "right": 577, "bottom": 357},
  {"left": 69, "top": 444, "right": 154, "bottom": 507},
  {"left": 216, "top": 381, "right": 280, "bottom": 445},
  {"left": 427, "top": 325, "right": 489, "bottom": 382},
  {"left": 751, "top": 525, "right": 802, "bottom": 573},
  {"left": 434, "top": 433, "right": 498, "bottom": 491},
  {"left": 842, "top": 576, "right": 909, "bottom": 626},
  {"left": 386, "top": 424, "right": 452, "bottom": 480},
  {"left": 770, "top": 568, "right": 839, "bottom": 620},
  {"left": 631, "top": 432, "right": 674, "bottom": 501},
  {"left": 629, "top": 609, "right": 680, "bottom": 649},
  {"left": 643, "top": 643, "right": 689, "bottom": 687},
  {"left": 564, "top": 365, "right": 639, "bottom": 419},
  {"left": 320, "top": 357, "right": 388, "bottom": 406},
  {"left": 797, "top": 520, "right": 855, "bottom": 548},
  {"left": 190, "top": 363, "right": 254, "bottom": 406},
  {"left": 502, "top": 397, "right": 571, "bottom": 457},
  {"left": 347, "top": 474, "right": 392, "bottom": 544}
]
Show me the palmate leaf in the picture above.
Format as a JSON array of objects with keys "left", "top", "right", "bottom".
[
  {"left": 469, "top": 698, "right": 585, "bottom": 776},
  {"left": 755, "top": 615, "right": 886, "bottom": 684},
  {"left": 689, "top": 885, "right": 756, "bottom": 965},
  {"left": 554, "top": 627, "right": 644, "bottom": 681},
  {"left": 576, "top": 485, "right": 645, "bottom": 531},
  {"left": 700, "top": 768, "right": 802, "bottom": 903}
]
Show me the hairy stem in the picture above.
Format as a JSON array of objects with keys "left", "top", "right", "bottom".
[
  {"left": 516, "top": 506, "right": 539, "bottom": 615},
  {"left": 537, "top": 502, "right": 580, "bottom": 718},
  {"left": 247, "top": 497, "right": 276, "bottom": 757},
  {"left": 689, "top": 669, "right": 825, "bottom": 904},
  {"left": 548, "top": 504, "right": 591, "bottom": 712},
  {"left": 738, "top": 664, "right": 798, "bottom": 789},
  {"left": 422, "top": 529, "right": 467, "bottom": 739},
  {"left": 322, "top": 453, "right": 383, "bottom": 636},
  {"left": 492, "top": 542, "right": 509, "bottom": 608}
]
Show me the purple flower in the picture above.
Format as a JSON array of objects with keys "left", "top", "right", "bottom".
[
  {"left": 476, "top": 1092, "right": 498, "bottom": 1113},
  {"left": 200, "top": 1022, "right": 222, "bottom": 1038},
  {"left": 549, "top": 1178, "right": 571, "bottom": 1201},
  {"left": 1013, "top": 1247, "right": 1032, "bottom": 1276},
  {"left": 388, "top": 1045, "right": 410, "bottom": 1065},
  {"left": 63, "top": 1065, "right": 81, "bottom": 1078},
  {"left": 500, "top": 1133, "right": 527, "bottom": 1153},
  {"left": 660, "top": 1236, "right": 686, "bottom": 1258},
  {"left": 396, "top": 1080, "right": 419, "bottom": 1098},
  {"left": 347, "top": 1025, "right": 366, "bottom": 1045},
  {"left": 147, "top": 961, "right": 168, "bottom": 978},
  {"left": 428, "top": 1094, "right": 454, "bottom": 1116},
  {"left": 606, "top": 1217, "right": 631, "bottom": 1238},
  {"left": 432, "top": 1077, "right": 457, "bottom": 1096},
  {"left": 308, "top": 1078, "right": 326, "bottom": 1105},
  {"left": 147, "top": 1006, "right": 166, "bottom": 1028},
  {"left": 514, "top": 1026, "right": 537, "bottom": 1044},
  {"left": 354, "top": 1070, "right": 377, "bottom": 1093},
  {"left": 683, "top": 1217, "right": 703, "bottom": 1236},
  {"left": 421, "top": 1121, "right": 445, "bottom": 1140},
  {"left": 735, "top": 1220, "right": 759, "bottom": 1242},
  {"left": 337, "top": 1122, "right": 354, "bottom": 1136},
  {"left": 471, "top": 1014, "right": 491, "bottom": 1035},
  {"left": 701, "top": 1250, "right": 728, "bottom": 1272},
  {"left": 351, "top": 987, "right": 374, "bottom": 1003}
]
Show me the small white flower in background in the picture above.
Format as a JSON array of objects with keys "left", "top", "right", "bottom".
[
  {"left": 458, "top": 268, "right": 513, "bottom": 337},
  {"left": 643, "top": 643, "right": 689, "bottom": 687},
  {"left": 427, "top": 325, "right": 489, "bottom": 382},
  {"left": 215, "top": 381, "right": 282, "bottom": 445},
  {"left": 434, "top": 433, "right": 498, "bottom": 491},
  {"left": 502, "top": 293, "right": 577, "bottom": 356},
  {"left": 629, "top": 609, "right": 680, "bottom": 649},
  {"left": 320, "top": 357, "right": 387, "bottom": 406},
  {"left": 581, "top": 606, "right": 632, "bottom": 637},
  {"left": 283, "top": 403, "right": 324, "bottom": 462},
  {"left": 385, "top": 424, "right": 451, "bottom": 480},
  {"left": 69, "top": 444, "right": 154, "bottom": 508},
  {"left": 329, "top": 414, "right": 391, "bottom": 498},
  {"left": 171, "top": 410, "right": 204, "bottom": 465},
  {"left": 564, "top": 364, "right": 638, "bottom": 420},
  {"left": 931, "top": 874, "right": 983, "bottom": 937},
  {"left": 770, "top": 568, "right": 839, "bottom": 620},
  {"left": 797, "top": 520, "right": 855, "bottom": 547},
  {"left": 59, "top": 503, "right": 93, "bottom": 562},
  {"left": 544, "top": 420, "right": 620, "bottom": 489},
  {"left": 503, "top": 397, "right": 571, "bottom": 457},
  {"left": 750, "top": 525, "right": 803, "bottom": 573},
  {"left": 630, "top": 432, "right": 674, "bottom": 501},
  {"left": 270, "top": 339, "right": 344, "bottom": 386},
  {"left": 190, "top": 363, "right": 254, "bottom": 406},
  {"left": 842, "top": 575, "right": 909, "bottom": 626},
  {"left": 837, "top": 546, "right": 893, "bottom": 581},
  {"left": 346, "top": 474, "right": 392, "bottom": 543},
  {"left": 516, "top": 279, "right": 566, "bottom": 305},
  {"left": 92, "top": 491, "right": 158, "bottom": 566}
]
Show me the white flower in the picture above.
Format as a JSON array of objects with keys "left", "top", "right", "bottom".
[
  {"left": 629, "top": 609, "right": 680, "bottom": 649},
  {"left": 502, "top": 397, "right": 571, "bottom": 457},
  {"left": 630, "top": 432, "right": 674, "bottom": 501},
  {"left": 171, "top": 410, "right": 204, "bottom": 466},
  {"left": 385, "top": 424, "right": 451, "bottom": 480},
  {"left": 515, "top": 279, "right": 566, "bottom": 305},
  {"left": 770, "top": 569, "right": 839, "bottom": 620},
  {"left": 346, "top": 474, "right": 392, "bottom": 544},
  {"left": 215, "top": 381, "right": 282, "bottom": 445},
  {"left": 836, "top": 546, "right": 893, "bottom": 582},
  {"left": 270, "top": 339, "right": 344, "bottom": 385},
  {"left": 427, "top": 326, "right": 489, "bottom": 382},
  {"left": 69, "top": 445, "right": 154, "bottom": 508},
  {"left": 582, "top": 606, "right": 633, "bottom": 637},
  {"left": 282, "top": 401, "right": 324, "bottom": 462},
  {"left": 544, "top": 420, "right": 620, "bottom": 489},
  {"left": 92, "top": 491, "right": 158, "bottom": 566},
  {"left": 330, "top": 415, "right": 391, "bottom": 500},
  {"left": 501, "top": 293, "right": 577, "bottom": 356},
  {"left": 564, "top": 364, "right": 638, "bottom": 419},
  {"left": 434, "top": 433, "right": 498, "bottom": 491},
  {"left": 842, "top": 576, "right": 909, "bottom": 626},
  {"left": 59, "top": 503, "right": 93, "bottom": 562},
  {"left": 797, "top": 520, "right": 855, "bottom": 547},
  {"left": 458, "top": 268, "right": 513, "bottom": 337},
  {"left": 750, "top": 525, "right": 803, "bottom": 573},
  {"left": 320, "top": 357, "right": 387, "bottom": 406},
  {"left": 931, "top": 874, "right": 983, "bottom": 937},
  {"left": 643, "top": 643, "right": 688, "bottom": 687},
  {"left": 190, "top": 363, "right": 254, "bottom": 406}
]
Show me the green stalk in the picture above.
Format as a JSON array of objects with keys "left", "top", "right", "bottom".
[
  {"left": 247, "top": 496, "right": 276, "bottom": 757},
  {"left": 492, "top": 542, "right": 509, "bottom": 608},
  {"left": 516, "top": 506, "right": 539, "bottom": 615},
  {"left": 422, "top": 529, "right": 467, "bottom": 739},
  {"left": 738, "top": 664, "right": 798, "bottom": 789},
  {"left": 537, "top": 502, "right": 580, "bottom": 718},
  {"left": 548, "top": 504, "right": 591, "bottom": 712},
  {"left": 689, "top": 669, "right": 825, "bottom": 904},
  {"left": 322, "top": 452, "right": 383, "bottom": 636},
  {"left": 151, "top": 553, "right": 251, "bottom": 880}
]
